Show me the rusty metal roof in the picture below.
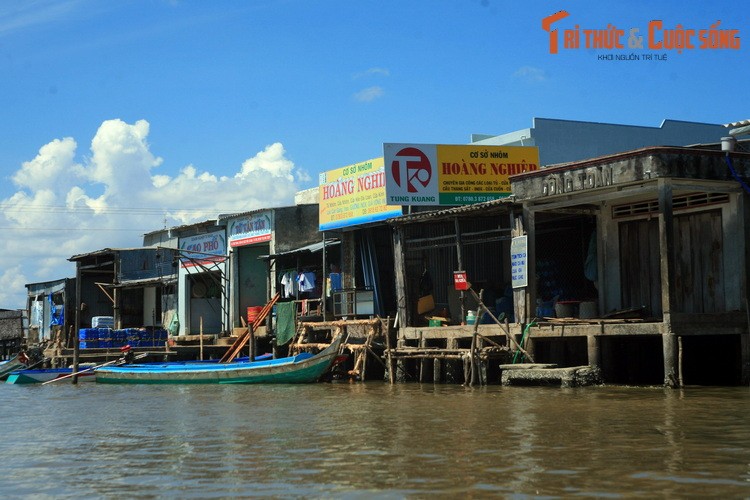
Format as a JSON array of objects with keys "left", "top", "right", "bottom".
[{"left": 387, "top": 198, "right": 517, "bottom": 225}]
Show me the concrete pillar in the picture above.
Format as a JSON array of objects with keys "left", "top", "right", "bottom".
[
  {"left": 445, "top": 337, "right": 460, "bottom": 383},
  {"left": 587, "top": 335, "right": 600, "bottom": 368},
  {"left": 663, "top": 332, "right": 677, "bottom": 388},
  {"left": 396, "top": 337, "right": 407, "bottom": 382},
  {"left": 477, "top": 337, "right": 487, "bottom": 385},
  {"left": 741, "top": 333, "right": 750, "bottom": 386}
]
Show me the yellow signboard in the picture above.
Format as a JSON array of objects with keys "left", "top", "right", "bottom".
[
  {"left": 383, "top": 143, "right": 540, "bottom": 205},
  {"left": 319, "top": 157, "right": 402, "bottom": 230}
]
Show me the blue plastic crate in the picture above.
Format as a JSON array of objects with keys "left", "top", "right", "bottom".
[
  {"left": 79, "top": 328, "right": 99, "bottom": 340},
  {"left": 79, "top": 340, "right": 100, "bottom": 349}
]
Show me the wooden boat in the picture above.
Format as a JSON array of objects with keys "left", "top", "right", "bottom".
[
  {"left": 0, "top": 354, "right": 29, "bottom": 381},
  {"left": 7, "top": 368, "right": 96, "bottom": 385},
  {"left": 95, "top": 335, "right": 344, "bottom": 384}
]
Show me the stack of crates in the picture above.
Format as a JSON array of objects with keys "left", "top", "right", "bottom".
[
  {"left": 129, "top": 328, "right": 169, "bottom": 347},
  {"left": 78, "top": 328, "right": 100, "bottom": 349},
  {"left": 98, "top": 328, "right": 115, "bottom": 348},
  {"left": 78, "top": 327, "right": 170, "bottom": 348}
]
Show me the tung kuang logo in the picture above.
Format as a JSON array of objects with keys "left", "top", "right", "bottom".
[{"left": 391, "top": 147, "right": 432, "bottom": 193}]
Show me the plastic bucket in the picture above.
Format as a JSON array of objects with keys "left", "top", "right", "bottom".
[{"left": 247, "top": 306, "right": 263, "bottom": 324}]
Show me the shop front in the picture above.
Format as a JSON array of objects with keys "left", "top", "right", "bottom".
[{"left": 177, "top": 230, "right": 228, "bottom": 336}]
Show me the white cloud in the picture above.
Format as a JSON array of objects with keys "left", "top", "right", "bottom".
[
  {"left": 512, "top": 66, "right": 547, "bottom": 83},
  {"left": 12, "top": 137, "right": 81, "bottom": 192},
  {"left": 354, "top": 86, "right": 384, "bottom": 102},
  {"left": 354, "top": 67, "right": 390, "bottom": 79},
  {"left": 0, "top": 266, "right": 28, "bottom": 304},
  {"left": 0, "top": 119, "right": 308, "bottom": 308}
]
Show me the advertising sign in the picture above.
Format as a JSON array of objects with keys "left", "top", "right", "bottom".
[
  {"left": 179, "top": 230, "right": 227, "bottom": 268},
  {"left": 510, "top": 235, "right": 528, "bottom": 288},
  {"left": 453, "top": 271, "right": 469, "bottom": 291},
  {"left": 228, "top": 211, "right": 273, "bottom": 247},
  {"left": 319, "top": 157, "right": 403, "bottom": 231},
  {"left": 383, "top": 143, "right": 540, "bottom": 206}
]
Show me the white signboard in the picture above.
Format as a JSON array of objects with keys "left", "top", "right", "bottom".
[{"left": 510, "top": 235, "right": 528, "bottom": 288}]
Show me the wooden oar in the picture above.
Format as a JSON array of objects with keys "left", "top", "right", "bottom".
[{"left": 41, "top": 353, "right": 147, "bottom": 385}]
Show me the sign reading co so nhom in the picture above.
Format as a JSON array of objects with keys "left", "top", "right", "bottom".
[
  {"left": 319, "top": 157, "right": 403, "bottom": 231},
  {"left": 383, "top": 143, "right": 540, "bottom": 206}
]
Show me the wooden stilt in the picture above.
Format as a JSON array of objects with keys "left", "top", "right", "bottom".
[
  {"left": 419, "top": 332, "right": 426, "bottom": 383},
  {"left": 385, "top": 319, "right": 395, "bottom": 384},
  {"left": 677, "top": 335, "right": 684, "bottom": 387}
]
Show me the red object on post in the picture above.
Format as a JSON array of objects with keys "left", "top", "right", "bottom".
[{"left": 453, "top": 271, "right": 469, "bottom": 291}]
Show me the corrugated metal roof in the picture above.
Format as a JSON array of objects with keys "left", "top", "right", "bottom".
[
  {"left": 387, "top": 198, "right": 516, "bottom": 225},
  {"left": 724, "top": 119, "right": 750, "bottom": 128},
  {"left": 68, "top": 247, "right": 148, "bottom": 261},
  {"left": 262, "top": 239, "right": 339, "bottom": 260},
  {"left": 111, "top": 275, "right": 178, "bottom": 289}
]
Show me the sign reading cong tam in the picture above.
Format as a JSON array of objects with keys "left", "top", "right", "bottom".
[
  {"left": 383, "top": 143, "right": 540, "bottom": 206},
  {"left": 319, "top": 157, "right": 403, "bottom": 231}
]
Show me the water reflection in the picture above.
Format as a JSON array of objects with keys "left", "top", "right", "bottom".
[{"left": 1, "top": 383, "right": 749, "bottom": 497}]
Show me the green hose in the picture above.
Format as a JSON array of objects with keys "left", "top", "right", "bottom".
[{"left": 512, "top": 319, "right": 537, "bottom": 364}]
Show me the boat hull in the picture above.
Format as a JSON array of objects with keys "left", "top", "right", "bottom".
[
  {"left": 0, "top": 356, "right": 27, "bottom": 381},
  {"left": 95, "top": 335, "right": 343, "bottom": 385},
  {"left": 7, "top": 369, "right": 96, "bottom": 385}
]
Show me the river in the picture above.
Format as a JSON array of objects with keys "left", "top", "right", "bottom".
[{"left": 1, "top": 382, "right": 749, "bottom": 498}]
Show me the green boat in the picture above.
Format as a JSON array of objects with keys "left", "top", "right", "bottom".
[{"left": 95, "top": 335, "right": 344, "bottom": 384}]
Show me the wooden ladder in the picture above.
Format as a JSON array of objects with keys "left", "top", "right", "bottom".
[{"left": 220, "top": 292, "right": 281, "bottom": 363}]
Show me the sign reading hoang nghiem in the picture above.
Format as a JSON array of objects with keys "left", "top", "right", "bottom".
[{"left": 383, "top": 143, "right": 540, "bottom": 206}]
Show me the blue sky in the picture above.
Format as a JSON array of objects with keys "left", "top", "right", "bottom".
[{"left": 0, "top": 0, "right": 747, "bottom": 307}]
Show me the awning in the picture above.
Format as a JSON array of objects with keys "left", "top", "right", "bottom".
[
  {"left": 261, "top": 239, "right": 339, "bottom": 260},
  {"left": 109, "top": 275, "right": 178, "bottom": 289}
]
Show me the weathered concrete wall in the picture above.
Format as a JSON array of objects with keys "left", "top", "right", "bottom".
[{"left": 273, "top": 205, "right": 321, "bottom": 253}]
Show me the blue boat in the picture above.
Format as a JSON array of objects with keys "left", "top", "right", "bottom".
[{"left": 95, "top": 335, "right": 344, "bottom": 384}]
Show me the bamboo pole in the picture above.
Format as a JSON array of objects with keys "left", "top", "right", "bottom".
[
  {"left": 361, "top": 326, "right": 375, "bottom": 382},
  {"left": 469, "top": 306, "right": 480, "bottom": 386},
  {"left": 467, "top": 288, "right": 534, "bottom": 363},
  {"left": 199, "top": 316, "right": 204, "bottom": 361},
  {"left": 43, "top": 353, "right": 147, "bottom": 385}
]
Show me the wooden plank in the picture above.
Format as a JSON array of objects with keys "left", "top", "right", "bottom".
[
  {"left": 658, "top": 179, "right": 676, "bottom": 322},
  {"left": 221, "top": 293, "right": 280, "bottom": 363},
  {"left": 392, "top": 227, "right": 409, "bottom": 328},
  {"left": 637, "top": 220, "right": 651, "bottom": 312},
  {"left": 690, "top": 213, "right": 705, "bottom": 313},
  {"left": 618, "top": 221, "right": 631, "bottom": 309},
  {"left": 675, "top": 215, "right": 693, "bottom": 312},
  {"left": 648, "top": 219, "right": 662, "bottom": 317},
  {"left": 710, "top": 210, "right": 725, "bottom": 312}
]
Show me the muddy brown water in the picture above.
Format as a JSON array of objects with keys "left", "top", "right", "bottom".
[{"left": 2, "top": 382, "right": 749, "bottom": 498}]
